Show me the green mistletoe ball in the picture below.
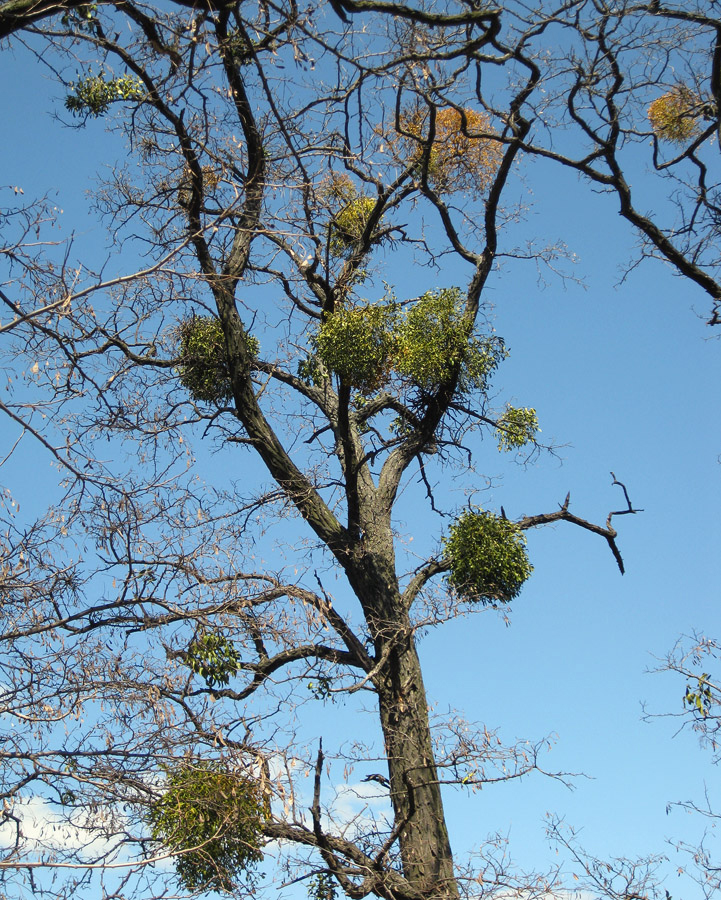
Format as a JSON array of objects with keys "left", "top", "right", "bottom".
[
  {"left": 444, "top": 509, "right": 532, "bottom": 605},
  {"left": 176, "top": 316, "right": 258, "bottom": 405},
  {"left": 148, "top": 761, "right": 265, "bottom": 893}
]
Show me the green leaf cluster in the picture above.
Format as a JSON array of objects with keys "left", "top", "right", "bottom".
[
  {"left": 65, "top": 72, "right": 145, "bottom": 117},
  {"left": 328, "top": 196, "right": 381, "bottom": 257},
  {"left": 495, "top": 405, "right": 539, "bottom": 452},
  {"left": 308, "top": 871, "right": 338, "bottom": 900},
  {"left": 314, "top": 304, "right": 398, "bottom": 392},
  {"left": 60, "top": 4, "right": 98, "bottom": 32},
  {"left": 443, "top": 509, "right": 532, "bottom": 605},
  {"left": 313, "top": 288, "right": 506, "bottom": 398},
  {"left": 394, "top": 288, "right": 505, "bottom": 393},
  {"left": 176, "top": 315, "right": 258, "bottom": 405},
  {"left": 297, "top": 353, "right": 329, "bottom": 387},
  {"left": 148, "top": 761, "right": 265, "bottom": 893},
  {"left": 225, "top": 30, "right": 258, "bottom": 65},
  {"left": 684, "top": 673, "right": 714, "bottom": 718},
  {"left": 186, "top": 633, "right": 241, "bottom": 688},
  {"left": 320, "top": 174, "right": 383, "bottom": 258}
]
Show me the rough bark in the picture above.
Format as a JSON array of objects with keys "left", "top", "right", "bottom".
[{"left": 343, "top": 512, "right": 458, "bottom": 898}]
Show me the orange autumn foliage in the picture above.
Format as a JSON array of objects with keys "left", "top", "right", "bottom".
[
  {"left": 647, "top": 86, "right": 701, "bottom": 144},
  {"left": 383, "top": 106, "right": 502, "bottom": 193}
]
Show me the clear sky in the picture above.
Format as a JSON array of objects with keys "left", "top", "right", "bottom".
[{"left": 0, "top": 22, "right": 719, "bottom": 900}]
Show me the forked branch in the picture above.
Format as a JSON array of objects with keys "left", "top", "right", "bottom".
[{"left": 518, "top": 476, "right": 642, "bottom": 575}]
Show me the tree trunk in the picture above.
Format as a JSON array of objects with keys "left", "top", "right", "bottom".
[
  {"left": 347, "top": 533, "right": 458, "bottom": 899},
  {"left": 378, "top": 636, "right": 458, "bottom": 899}
]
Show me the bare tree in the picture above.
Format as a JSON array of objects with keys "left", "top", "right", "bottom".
[
  {"left": 640, "top": 636, "right": 720, "bottom": 900},
  {"left": 2, "top": 2, "right": 716, "bottom": 900},
  {"left": 512, "top": 1, "right": 721, "bottom": 326}
]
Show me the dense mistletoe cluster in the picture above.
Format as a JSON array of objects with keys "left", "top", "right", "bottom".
[
  {"left": 647, "top": 85, "right": 702, "bottom": 143},
  {"left": 444, "top": 510, "right": 533, "bottom": 605},
  {"left": 328, "top": 196, "right": 382, "bottom": 257},
  {"left": 314, "top": 303, "right": 397, "bottom": 393},
  {"left": 382, "top": 106, "right": 503, "bottom": 193},
  {"left": 148, "top": 762, "right": 265, "bottom": 893},
  {"left": 65, "top": 71, "right": 145, "bottom": 117},
  {"left": 185, "top": 633, "right": 241, "bottom": 688},
  {"left": 495, "top": 406, "right": 540, "bottom": 452},
  {"left": 313, "top": 288, "right": 507, "bottom": 399},
  {"left": 176, "top": 316, "right": 258, "bottom": 405}
]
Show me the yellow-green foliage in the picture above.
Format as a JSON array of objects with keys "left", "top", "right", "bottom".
[
  {"left": 148, "top": 761, "right": 265, "bottom": 893},
  {"left": 313, "top": 288, "right": 506, "bottom": 397},
  {"left": 443, "top": 509, "right": 532, "bottom": 605},
  {"left": 648, "top": 86, "right": 700, "bottom": 144},
  {"left": 314, "top": 304, "right": 398, "bottom": 392},
  {"left": 394, "top": 288, "right": 505, "bottom": 393},
  {"left": 176, "top": 316, "right": 258, "bottom": 405},
  {"left": 329, "top": 196, "right": 379, "bottom": 256},
  {"left": 495, "top": 405, "right": 539, "bottom": 452},
  {"left": 684, "top": 672, "right": 714, "bottom": 718},
  {"left": 186, "top": 633, "right": 241, "bottom": 688},
  {"left": 65, "top": 72, "right": 145, "bottom": 117},
  {"left": 297, "top": 354, "right": 329, "bottom": 387},
  {"left": 321, "top": 173, "right": 383, "bottom": 257}
]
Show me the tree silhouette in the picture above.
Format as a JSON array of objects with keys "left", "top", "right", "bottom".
[{"left": 0, "top": 2, "right": 715, "bottom": 899}]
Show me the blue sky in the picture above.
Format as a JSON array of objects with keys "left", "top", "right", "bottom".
[{"left": 1, "top": 26, "right": 719, "bottom": 899}]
